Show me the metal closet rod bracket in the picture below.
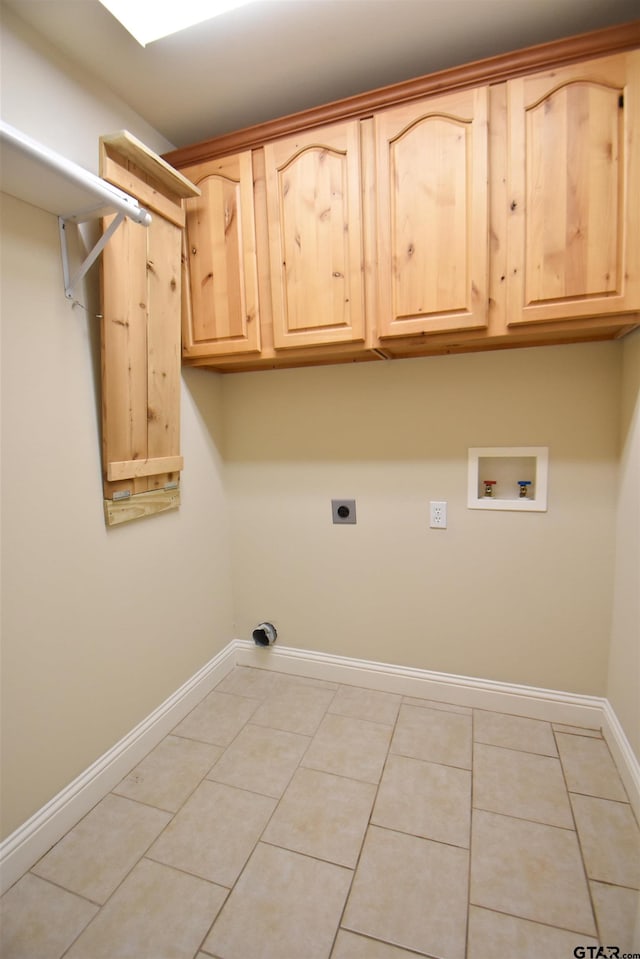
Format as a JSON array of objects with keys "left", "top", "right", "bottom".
[
  {"left": 57, "top": 188, "right": 153, "bottom": 300},
  {"left": 59, "top": 213, "right": 126, "bottom": 300},
  {"left": 58, "top": 197, "right": 152, "bottom": 301}
]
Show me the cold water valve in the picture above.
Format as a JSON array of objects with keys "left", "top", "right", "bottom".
[{"left": 518, "top": 480, "right": 532, "bottom": 498}]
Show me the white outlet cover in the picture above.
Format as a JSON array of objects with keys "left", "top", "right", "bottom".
[{"left": 430, "top": 501, "right": 447, "bottom": 528}]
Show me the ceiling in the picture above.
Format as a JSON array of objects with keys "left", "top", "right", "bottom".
[{"left": 3, "top": 0, "right": 639, "bottom": 149}]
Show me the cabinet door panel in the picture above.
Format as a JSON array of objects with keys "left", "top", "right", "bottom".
[
  {"left": 507, "top": 51, "right": 640, "bottom": 325},
  {"left": 264, "top": 121, "right": 365, "bottom": 349},
  {"left": 375, "top": 87, "right": 489, "bottom": 338},
  {"left": 182, "top": 152, "right": 260, "bottom": 356}
]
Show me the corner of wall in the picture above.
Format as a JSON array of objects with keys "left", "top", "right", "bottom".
[{"left": 607, "top": 328, "right": 640, "bottom": 762}]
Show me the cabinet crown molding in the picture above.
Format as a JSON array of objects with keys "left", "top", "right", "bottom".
[{"left": 164, "top": 19, "right": 640, "bottom": 167}]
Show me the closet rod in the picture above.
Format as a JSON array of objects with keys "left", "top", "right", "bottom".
[
  {"left": 1, "top": 119, "right": 153, "bottom": 297},
  {"left": 0, "top": 119, "right": 152, "bottom": 226}
]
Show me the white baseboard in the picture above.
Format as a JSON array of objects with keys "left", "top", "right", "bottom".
[
  {"left": 601, "top": 699, "right": 640, "bottom": 826},
  {"left": 236, "top": 640, "right": 640, "bottom": 822},
  {"left": 236, "top": 641, "right": 606, "bottom": 725},
  {"left": 0, "top": 642, "right": 237, "bottom": 895},
  {"left": 3, "top": 638, "right": 638, "bottom": 896}
]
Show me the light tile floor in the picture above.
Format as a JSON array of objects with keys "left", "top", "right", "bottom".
[{"left": 2, "top": 666, "right": 640, "bottom": 959}]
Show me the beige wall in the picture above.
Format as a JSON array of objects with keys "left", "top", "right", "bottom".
[
  {"left": 608, "top": 328, "right": 640, "bottom": 759},
  {"left": 0, "top": 6, "right": 172, "bottom": 168},
  {"left": 0, "top": 13, "right": 233, "bottom": 839},
  {"left": 225, "top": 343, "right": 620, "bottom": 697}
]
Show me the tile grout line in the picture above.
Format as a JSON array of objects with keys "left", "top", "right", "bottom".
[
  {"left": 388, "top": 747, "right": 472, "bottom": 773},
  {"left": 552, "top": 723, "right": 601, "bottom": 946},
  {"left": 467, "top": 902, "right": 605, "bottom": 941},
  {"left": 472, "top": 736, "right": 559, "bottom": 759},
  {"left": 367, "top": 820, "right": 471, "bottom": 853},
  {"left": 55, "top": 803, "right": 178, "bottom": 959},
  {"left": 191, "top": 676, "right": 345, "bottom": 958},
  {"left": 566, "top": 789, "right": 635, "bottom": 807},
  {"left": 58, "top": 896, "right": 100, "bottom": 959},
  {"left": 327, "top": 694, "right": 404, "bottom": 958},
  {"left": 45, "top": 722, "right": 219, "bottom": 957},
  {"left": 23, "top": 870, "right": 103, "bottom": 909},
  {"left": 465, "top": 709, "right": 475, "bottom": 959},
  {"left": 32, "top": 793, "right": 176, "bottom": 956},
  {"left": 183, "top": 671, "right": 295, "bottom": 959},
  {"left": 60, "top": 674, "right": 272, "bottom": 959},
  {"left": 467, "top": 718, "right": 606, "bottom": 943},
  {"left": 469, "top": 807, "right": 576, "bottom": 832}
]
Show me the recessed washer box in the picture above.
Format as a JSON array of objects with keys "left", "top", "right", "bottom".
[{"left": 467, "top": 447, "right": 548, "bottom": 512}]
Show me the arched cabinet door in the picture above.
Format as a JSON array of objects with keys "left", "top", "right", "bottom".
[
  {"left": 264, "top": 121, "right": 366, "bottom": 350},
  {"left": 506, "top": 51, "right": 640, "bottom": 326},
  {"left": 182, "top": 152, "right": 261, "bottom": 358},
  {"left": 374, "top": 86, "right": 490, "bottom": 339}
]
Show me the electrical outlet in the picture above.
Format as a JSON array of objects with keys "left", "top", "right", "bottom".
[{"left": 430, "top": 501, "right": 447, "bottom": 529}]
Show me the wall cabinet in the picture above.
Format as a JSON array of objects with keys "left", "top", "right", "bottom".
[
  {"left": 264, "top": 120, "right": 366, "bottom": 350},
  {"left": 181, "top": 151, "right": 261, "bottom": 359},
  {"left": 169, "top": 24, "right": 640, "bottom": 371},
  {"left": 373, "top": 86, "right": 490, "bottom": 340},
  {"left": 506, "top": 51, "right": 640, "bottom": 328}
]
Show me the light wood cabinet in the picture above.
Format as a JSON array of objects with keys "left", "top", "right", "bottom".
[
  {"left": 263, "top": 120, "right": 366, "bottom": 350},
  {"left": 506, "top": 50, "right": 640, "bottom": 326},
  {"left": 373, "top": 86, "right": 490, "bottom": 340},
  {"left": 167, "top": 22, "right": 640, "bottom": 370},
  {"left": 181, "top": 152, "right": 261, "bottom": 358}
]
